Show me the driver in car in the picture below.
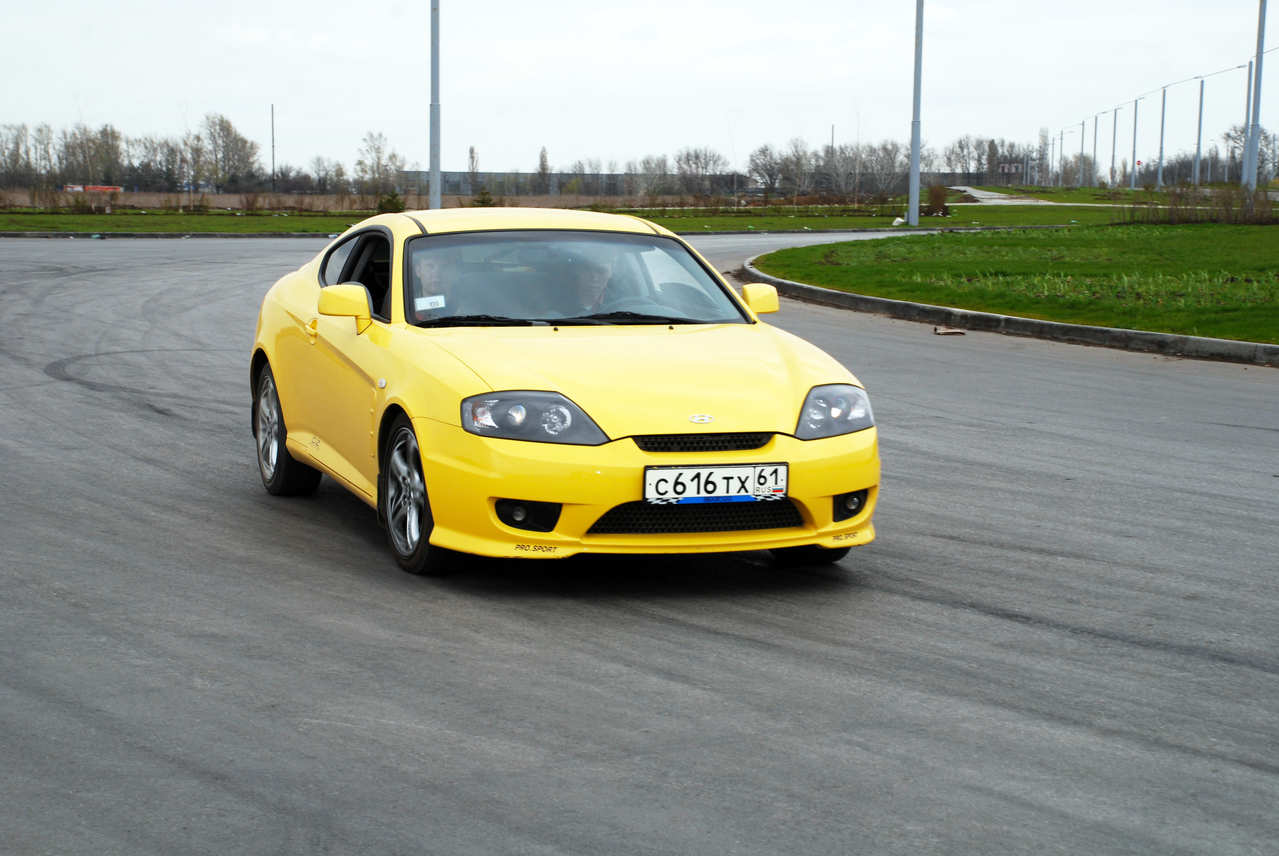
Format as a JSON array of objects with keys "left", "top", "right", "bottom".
[
  {"left": 410, "top": 249, "right": 453, "bottom": 321},
  {"left": 565, "top": 256, "right": 612, "bottom": 314}
]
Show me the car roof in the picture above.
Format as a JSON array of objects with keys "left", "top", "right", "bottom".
[{"left": 400, "top": 207, "right": 673, "bottom": 237}]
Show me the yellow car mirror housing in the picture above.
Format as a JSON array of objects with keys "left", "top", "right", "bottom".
[
  {"left": 318, "top": 283, "right": 373, "bottom": 333},
  {"left": 741, "top": 283, "right": 779, "bottom": 315}
]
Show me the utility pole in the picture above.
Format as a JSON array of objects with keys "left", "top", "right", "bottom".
[
  {"left": 1244, "top": 0, "right": 1267, "bottom": 192},
  {"left": 1130, "top": 98, "right": 1140, "bottom": 190},
  {"left": 270, "top": 104, "right": 276, "bottom": 193},
  {"left": 429, "top": 0, "right": 441, "bottom": 209},
  {"left": 906, "top": 0, "right": 924, "bottom": 226},
  {"left": 1091, "top": 114, "right": 1099, "bottom": 187},
  {"left": 1079, "top": 120, "right": 1085, "bottom": 186},
  {"left": 1156, "top": 87, "right": 1167, "bottom": 188},
  {"left": 1110, "top": 106, "right": 1119, "bottom": 186},
  {"left": 1240, "top": 59, "right": 1253, "bottom": 186},
  {"left": 1193, "top": 79, "right": 1205, "bottom": 186},
  {"left": 1058, "top": 129, "right": 1064, "bottom": 187}
]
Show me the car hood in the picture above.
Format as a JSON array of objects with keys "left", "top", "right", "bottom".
[{"left": 428, "top": 322, "right": 858, "bottom": 437}]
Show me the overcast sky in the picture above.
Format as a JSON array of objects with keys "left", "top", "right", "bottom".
[{"left": 4, "top": 0, "right": 1274, "bottom": 175}]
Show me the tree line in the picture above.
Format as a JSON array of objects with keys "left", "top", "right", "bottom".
[
  {"left": 0, "top": 116, "right": 405, "bottom": 198},
  {"left": 1, "top": 114, "right": 1272, "bottom": 202}
]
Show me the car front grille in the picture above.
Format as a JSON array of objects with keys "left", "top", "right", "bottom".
[
  {"left": 631, "top": 432, "right": 774, "bottom": 453},
  {"left": 586, "top": 499, "right": 804, "bottom": 535}
]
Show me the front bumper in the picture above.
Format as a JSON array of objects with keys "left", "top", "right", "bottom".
[{"left": 415, "top": 419, "right": 879, "bottom": 558}]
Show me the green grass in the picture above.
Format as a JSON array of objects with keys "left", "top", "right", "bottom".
[
  {"left": 641, "top": 204, "right": 1116, "bottom": 231},
  {"left": 1, "top": 204, "right": 1126, "bottom": 234},
  {"left": 0, "top": 211, "right": 359, "bottom": 233},
  {"left": 972, "top": 185, "right": 1155, "bottom": 204},
  {"left": 753, "top": 223, "right": 1279, "bottom": 344}
]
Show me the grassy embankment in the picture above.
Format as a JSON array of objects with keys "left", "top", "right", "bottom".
[
  {"left": 975, "top": 184, "right": 1279, "bottom": 206},
  {"left": 639, "top": 205, "right": 1117, "bottom": 231},
  {"left": 972, "top": 185, "right": 1155, "bottom": 204},
  {"left": 753, "top": 224, "right": 1279, "bottom": 344}
]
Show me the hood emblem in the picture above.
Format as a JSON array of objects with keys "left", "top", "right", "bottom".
[{"left": 688, "top": 414, "right": 714, "bottom": 424}]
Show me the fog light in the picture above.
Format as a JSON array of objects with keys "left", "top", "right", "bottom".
[
  {"left": 495, "top": 499, "right": 562, "bottom": 532},
  {"left": 833, "top": 489, "right": 869, "bottom": 522}
]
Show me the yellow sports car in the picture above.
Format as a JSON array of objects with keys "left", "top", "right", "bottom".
[{"left": 250, "top": 208, "right": 879, "bottom": 574}]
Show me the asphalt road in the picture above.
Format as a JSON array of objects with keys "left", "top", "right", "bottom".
[{"left": 2, "top": 236, "right": 1277, "bottom": 855}]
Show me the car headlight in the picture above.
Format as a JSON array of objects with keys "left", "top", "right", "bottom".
[
  {"left": 461, "top": 391, "right": 609, "bottom": 445},
  {"left": 795, "top": 384, "right": 874, "bottom": 440}
]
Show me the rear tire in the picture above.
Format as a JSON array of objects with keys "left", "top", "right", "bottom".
[
  {"left": 771, "top": 545, "right": 851, "bottom": 567},
  {"left": 254, "top": 364, "right": 322, "bottom": 496},
  {"left": 380, "top": 415, "right": 460, "bottom": 576}
]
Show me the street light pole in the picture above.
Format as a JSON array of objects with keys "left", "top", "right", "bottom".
[
  {"left": 1058, "top": 128, "right": 1064, "bottom": 187},
  {"left": 1156, "top": 87, "right": 1167, "bottom": 188},
  {"left": 1091, "top": 114, "right": 1099, "bottom": 187},
  {"left": 1110, "top": 106, "right": 1119, "bottom": 186},
  {"left": 1079, "top": 120, "right": 1085, "bottom": 186},
  {"left": 1243, "top": 0, "right": 1268, "bottom": 192},
  {"left": 907, "top": 0, "right": 924, "bottom": 227},
  {"left": 1130, "top": 98, "right": 1140, "bottom": 190},
  {"left": 1193, "top": 78, "right": 1205, "bottom": 186},
  {"left": 1240, "top": 59, "right": 1253, "bottom": 186},
  {"left": 428, "top": 0, "right": 441, "bottom": 210}
]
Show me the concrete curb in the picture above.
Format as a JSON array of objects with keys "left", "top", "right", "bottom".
[{"left": 743, "top": 257, "right": 1279, "bottom": 368}]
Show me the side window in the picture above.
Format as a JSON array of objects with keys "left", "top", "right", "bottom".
[
  {"left": 321, "top": 236, "right": 359, "bottom": 285},
  {"left": 344, "top": 234, "right": 393, "bottom": 321}
]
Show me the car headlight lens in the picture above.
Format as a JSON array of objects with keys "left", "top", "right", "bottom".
[
  {"left": 461, "top": 391, "right": 609, "bottom": 445},
  {"left": 795, "top": 384, "right": 874, "bottom": 439}
]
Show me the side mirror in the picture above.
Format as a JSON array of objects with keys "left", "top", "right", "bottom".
[
  {"left": 318, "top": 283, "right": 373, "bottom": 333},
  {"left": 740, "top": 283, "right": 779, "bottom": 315}
]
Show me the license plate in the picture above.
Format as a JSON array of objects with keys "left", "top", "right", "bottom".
[{"left": 643, "top": 463, "right": 788, "bottom": 504}]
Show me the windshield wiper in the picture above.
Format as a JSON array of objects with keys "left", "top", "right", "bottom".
[
  {"left": 418, "top": 314, "right": 540, "bottom": 327},
  {"left": 547, "top": 311, "right": 703, "bottom": 325}
]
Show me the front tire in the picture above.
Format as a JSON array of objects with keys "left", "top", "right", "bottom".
[
  {"left": 254, "top": 364, "right": 321, "bottom": 496},
  {"left": 771, "top": 545, "right": 851, "bottom": 567},
  {"left": 381, "top": 415, "right": 459, "bottom": 576}
]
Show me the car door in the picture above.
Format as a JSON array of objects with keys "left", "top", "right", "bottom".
[{"left": 299, "top": 230, "right": 395, "bottom": 500}]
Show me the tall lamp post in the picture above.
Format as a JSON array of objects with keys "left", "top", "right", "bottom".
[
  {"left": 1156, "top": 87, "right": 1167, "bottom": 188},
  {"left": 1193, "top": 78, "right": 1205, "bottom": 186},
  {"left": 1110, "top": 106, "right": 1119, "bottom": 186},
  {"left": 428, "top": 0, "right": 441, "bottom": 209},
  {"left": 907, "top": 0, "right": 924, "bottom": 226},
  {"left": 1243, "top": 0, "right": 1268, "bottom": 192},
  {"left": 1130, "top": 98, "right": 1141, "bottom": 189}
]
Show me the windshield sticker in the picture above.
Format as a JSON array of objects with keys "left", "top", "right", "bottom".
[{"left": 415, "top": 295, "right": 447, "bottom": 312}]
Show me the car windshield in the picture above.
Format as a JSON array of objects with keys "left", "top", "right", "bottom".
[{"left": 404, "top": 231, "right": 748, "bottom": 327}]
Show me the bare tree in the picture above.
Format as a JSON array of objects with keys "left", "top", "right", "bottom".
[
  {"left": 1222, "top": 124, "right": 1276, "bottom": 178},
  {"left": 181, "top": 131, "right": 206, "bottom": 197},
  {"left": 535, "top": 147, "right": 550, "bottom": 194},
  {"left": 467, "top": 145, "right": 480, "bottom": 193},
  {"left": 202, "top": 114, "right": 260, "bottom": 191},
  {"left": 748, "top": 144, "right": 782, "bottom": 197},
  {"left": 355, "top": 132, "right": 403, "bottom": 197},
  {"left": 0, "top": 124, "right": 34, "bottom": 188},
  {"left": 639, "top": 154, "right": 673, "bottom": 196},
  {"left": 780, "top": 138, "right": 814, "bottom": 198},
  {"left": 864, "top": 140, "right": 905, "bottom": 197},
  {"left": 675, "top": 146, "right": 728, "bottom": 196}
]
